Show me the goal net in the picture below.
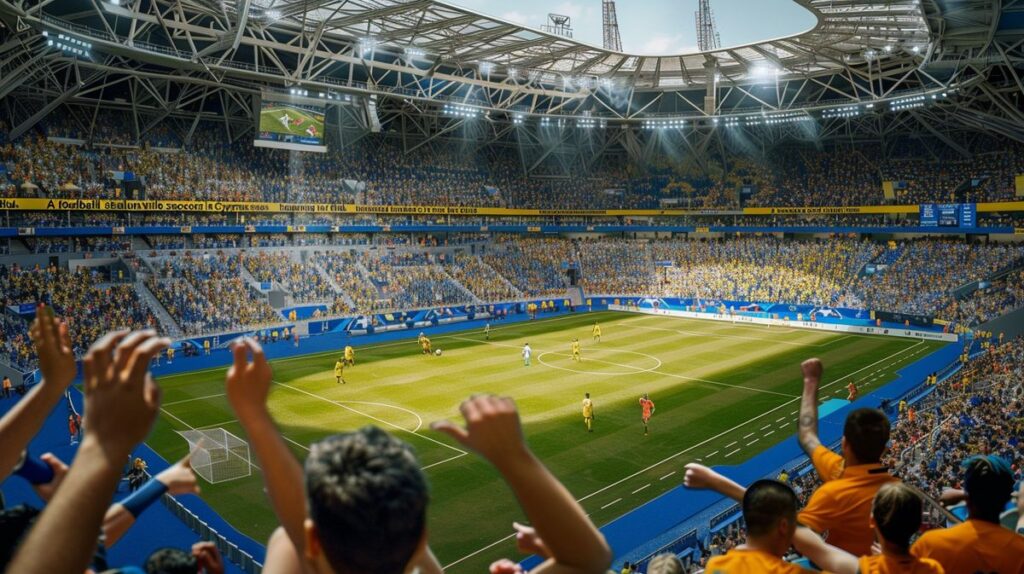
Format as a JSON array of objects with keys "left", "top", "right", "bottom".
[{"left": 179, "top": 428, "right": 252, "bottom": 484}]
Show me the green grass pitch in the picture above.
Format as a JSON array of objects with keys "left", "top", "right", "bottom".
[
  {"left": 147, "top": 311, "right": 944, "bottom": 572},
  {"left": 258, "top": 105, "right": 325, "bottom": 137}
]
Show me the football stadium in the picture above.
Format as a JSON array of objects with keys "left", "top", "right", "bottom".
[{"left": 1, "top": 0, "right": 1023, "bottom": 572}]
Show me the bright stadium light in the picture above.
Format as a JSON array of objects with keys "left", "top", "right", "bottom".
[
  {"left": 478, "top": 61, "right": 493, "bottom": 75},
  {"left": 404, "top": 46, "right": 425, "bottom": 58},
  {"left": 442, "top": 104, "right": 479, "bottom": 119}
]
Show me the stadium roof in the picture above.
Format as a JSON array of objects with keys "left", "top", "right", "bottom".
[
  {"left": 183, "top": 0, "right": 932, "bottom": 89},
  {"left": 0, "top": 0, "right": 1021, "bottom": 152}
]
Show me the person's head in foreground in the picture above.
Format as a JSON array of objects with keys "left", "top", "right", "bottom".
[
  {"left": 870, "top": 482, "right": 922, "bottom": 552},
  {"left": 304, "top": 427, "right": 428, "bottom": 574},
  {"left": 961, "top": 454, "right": 1015, "bottom": 522},
  {"left": 841, "top": 408, "right": 890, "bottom": 465},
  {"left": 646, "top": 553, "right": 684, "bottom": 574},
  {"left": 742, "top": 479, "right": 800, "bottom": 555}
]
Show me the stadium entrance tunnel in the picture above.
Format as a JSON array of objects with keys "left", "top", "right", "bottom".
[{"left": 537, "top": 348, "right": 662, "bottom": 376}]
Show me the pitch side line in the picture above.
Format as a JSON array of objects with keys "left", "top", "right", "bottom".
[{"left": 442, "top": 340, "right": 925, "bottom": 569}]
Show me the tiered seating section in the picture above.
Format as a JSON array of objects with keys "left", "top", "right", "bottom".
[{"left": 5, "top": 125, "right": 1024, "bottom": 209}]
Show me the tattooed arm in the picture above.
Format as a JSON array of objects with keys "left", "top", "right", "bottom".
[{"left": 798, "top": 358, "right": 823, "bottom": 456}]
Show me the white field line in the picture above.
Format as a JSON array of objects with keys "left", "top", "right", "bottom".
[
  {"left": 444, "top": 340, "right": 926, "bottom": 569},
  {"left": 631, "top": 484, "right": 652, "bottom": 495},
  {"left": 163, "top": 393, "right": 228, "bottom": 406},
  {"left": 272, "top": 380, "right": 467, "bottom": 456},
  {"left": 449, "top": 336, "right": 797, "bottom": 399},
  {"left": 725, "top": 448, "right": 741, "bottom": 457},
  {"left": 164, "top": 392, "right": 425, "bottom": 432},
  {"left": 600, "top": 498, "right": 622, "bottom": 510}
]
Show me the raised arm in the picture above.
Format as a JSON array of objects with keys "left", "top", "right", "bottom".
[
  {"left": 0, "top": 307, "right": 78, "bottom": 480},
  {"left": 791, "top": 527, "right": 858, "bottom": 574},
  {"left": 434, "top": 395, "right": 611, "bottom": 574},
  {"left": 223, "top": 338, "right": 308, "bottom": 561},
  {"left": 683, "top": 463, "right": 746, "bottom": 502},
  {"left": 798, "top": 358, "right": 823, "bottom": 456},
  {"left": 9, "top": 330, "right": 167, "bottom": 574},
  {"left": 102, "top": 455, "right": 200, "bottom": 546}
]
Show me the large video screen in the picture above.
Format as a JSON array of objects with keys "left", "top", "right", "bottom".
[{"left": 254, "top": 100, "right": 327, "bottom": 153}]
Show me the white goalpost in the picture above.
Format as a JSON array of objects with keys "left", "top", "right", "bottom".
[{"left": 179, "top": 428, "right": 252, "bottom": 484}]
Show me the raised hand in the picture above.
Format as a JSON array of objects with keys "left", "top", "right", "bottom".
[
  {"left": 32, "top": 453, "right": 69, "bottom": 502},
  {"left": 683, "top": 462, "right": 746, "bottom": 502},
  {"left": 155, "top": 455, "right": 201, "bottom": 496},
  {"left": 513, "top": 522, "right": 550, "bottom": 558},
  {"left": 225, "top": 338, "right": 272, "bottom": 421},
  {"left": 801, "top": 358, "right": 823, "bottom": 385},
  {"left": 30, "top": 304, "right": 76, "bottom": 393},
  {"left": 192, "top": 541, "right": 224, "bottom": 574},
  {"left": 82, "top": 329, "right": 169, "bottom": 465},
  {"left": 432, "top": 395, "right": 528, "bottom": 468},
  {"left": 683, "top": 462, "right": 720, "bottom": 490}
]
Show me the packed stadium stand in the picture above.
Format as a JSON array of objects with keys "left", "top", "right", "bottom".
[{"left": 3, "top": 0, "right": 1024, "bottom": 572}]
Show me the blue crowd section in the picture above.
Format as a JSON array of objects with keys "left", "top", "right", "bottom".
[
  {"left": 0, "top": 224, "right": 1019, "bottom": 237},
  {"left": 523, "top": 340, "right": 965, "bottom": 571}
]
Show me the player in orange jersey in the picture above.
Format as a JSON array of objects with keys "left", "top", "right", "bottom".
[{"left": 639, "top": 394, "right": 655, "bottom": 436}]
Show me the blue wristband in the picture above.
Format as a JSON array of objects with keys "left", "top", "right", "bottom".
[
  {"left": 14, "top": 452, "right": 55, "bottom": 484},
  {"left": 122, "top": 477, "right": 168, "bottom": 518}
]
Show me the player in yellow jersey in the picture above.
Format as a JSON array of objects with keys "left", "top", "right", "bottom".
[
  {"left": 571, "top": 338, "right": 581, "bottom": 362},
  {"left": 420, "top": 336, "right": 432, "bottom": 355},
  {"left": 582, "top": 393, "right": 594, "bottom": 433},
  {"left": 592, "top": 322, "right": 601, "bottom": 342},
  {"left": 344, "top": 345, "right": 355, "bottom": 366},
  {"left": 334, "top": 358, "right": 345, "bottom": 384}
]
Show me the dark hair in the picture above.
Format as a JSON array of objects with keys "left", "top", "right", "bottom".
[
  {"left": 305, "top": 426, "right": 428, "bottom": 574},
  {"left": 962, "top": 455, "right": 1015, "bottom": 521},
  {"left": 843, "top": 408, "right": 890, "bottom": 463},
  {"left": 143, "top": 547, "right": 196, "bottom": 574},
  {"left": 872, "top": 483, "right": 921, "bottom": 549},
  {"left": 0, "top": 504, "right": 40, "bottom": 569},
  {"left": 742, "top": 480, "right": 799, "bottom": 537}
]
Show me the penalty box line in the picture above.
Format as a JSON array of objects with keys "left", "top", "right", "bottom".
[
  {"left": 442, "top": 340, "right": 925, "bottom": 569},
  {"left": 271, "top": 380, "right": 468, "bottom": 457}
]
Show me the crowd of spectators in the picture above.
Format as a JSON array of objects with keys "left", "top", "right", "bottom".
[
  {"left": 240, "top": 251, "right": 335, "bottom": 303},
  {"left": 442, "top": 253, "right": 521, "bottom": 302},
  {"left": 482, "top": 237, "right": 575, "bottom": 298},
  {"left": 855, "top": 239, "right": 1024, "bottom": 316},
  {"left": 147, "top": 253, "right": 280, "bottom": 334},
  {"left": 8, "top": 121, "right": 1024, "bottom": 210},
  {"left": 0, "top": 263, "right": 155, "bottom": 368}
]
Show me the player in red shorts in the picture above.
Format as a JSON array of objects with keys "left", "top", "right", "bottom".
[
  {"left": 846, "top": 381, "right": 858, "bottom": 401},
  {"left": 639, "top": 393, "right": 655, "bottom": 436}
]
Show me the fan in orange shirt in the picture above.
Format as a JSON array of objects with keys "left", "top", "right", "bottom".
[
  {"left": 911, "top": 455, "right": 1024, "bottom": 574},
  {"left": 696, "top": 479, "right": 822, "bottom": 574},
  {"left": 793, "top": 482, "right": 944, "bottom": 574},
  {"left": 795, "top": 359, "right": 898, "bottom": 557}
]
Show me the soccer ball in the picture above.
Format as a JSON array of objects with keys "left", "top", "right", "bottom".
[{"left": 434, "top": 349, "right": 442, "bottom": 356}]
